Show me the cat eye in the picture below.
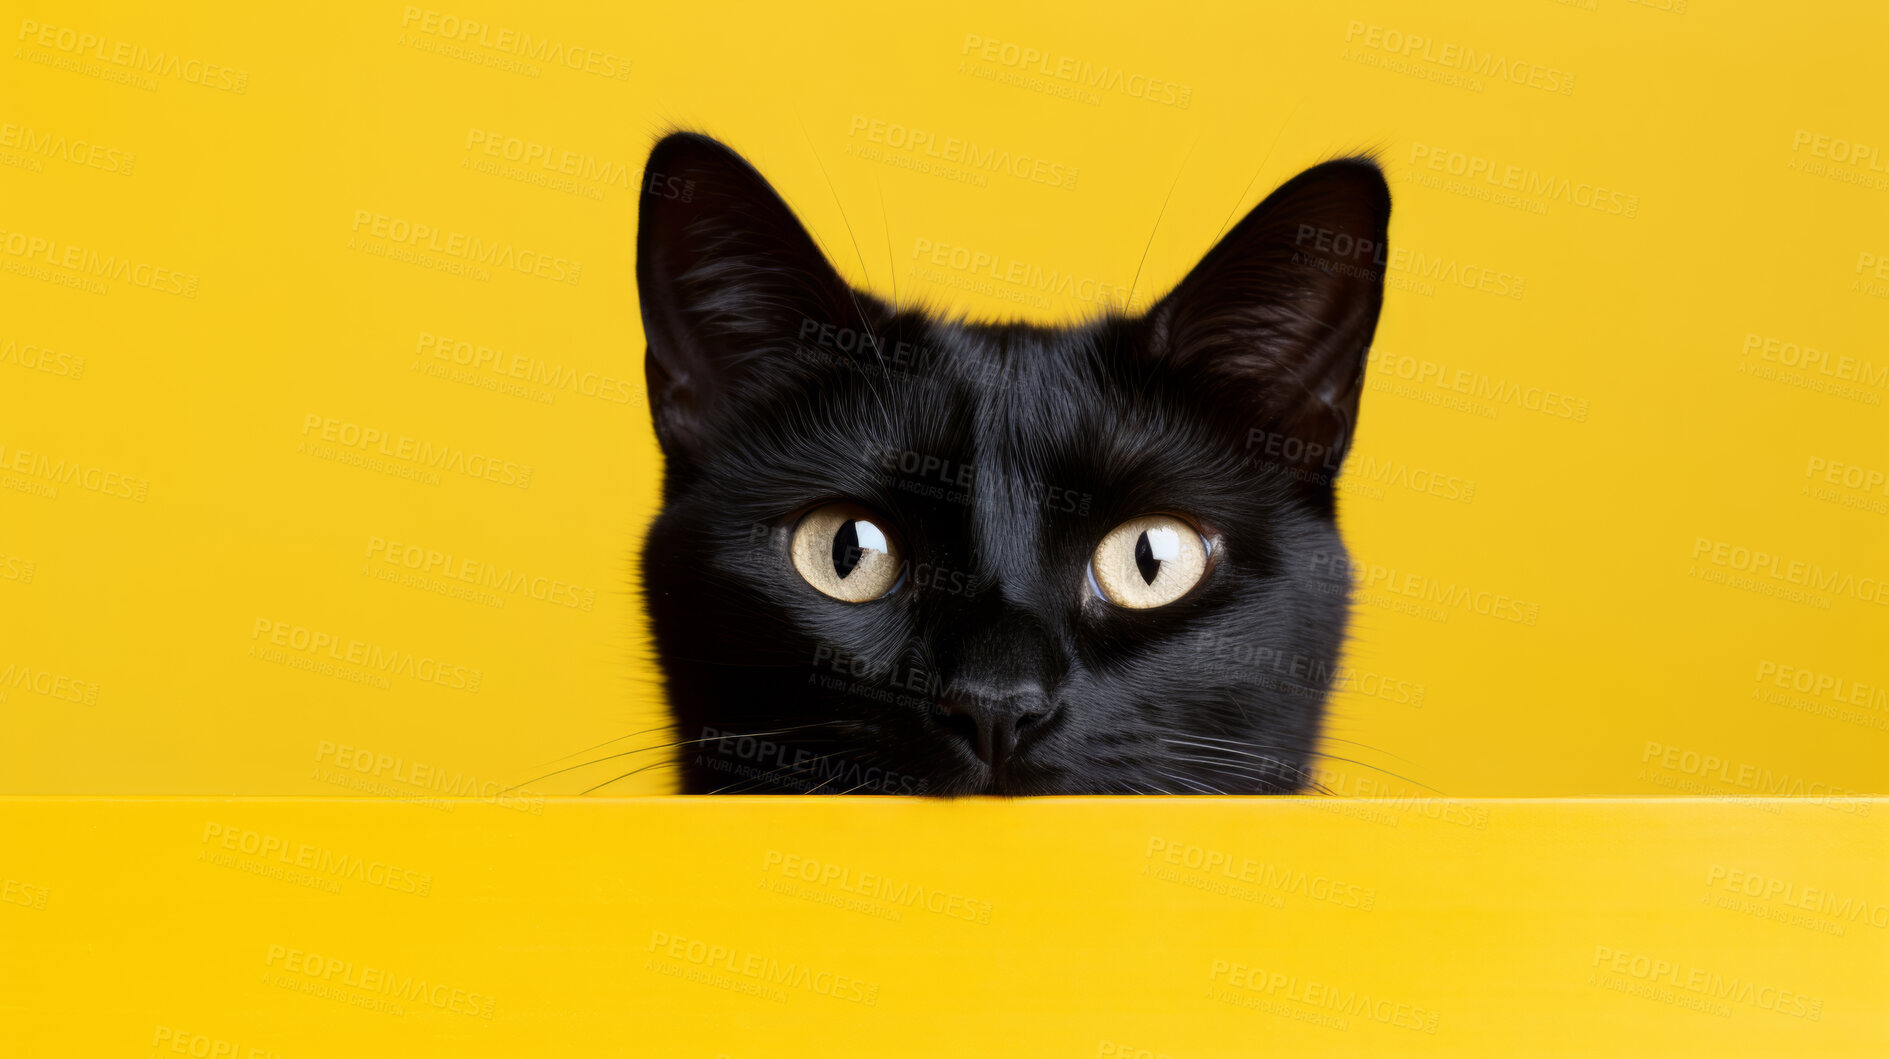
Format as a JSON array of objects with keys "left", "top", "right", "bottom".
[
  {"left": 1088, "top": 515, "right": 1210, "bottom": 609},
  {"left": 790, "top": 502, "right": 905, "bottom": 602}
]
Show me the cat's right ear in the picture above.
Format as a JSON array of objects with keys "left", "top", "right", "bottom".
[
  {"left": 1145, "top": 158, "right": 1391, "bottom": 509},
  {"left": 636, "top": 133, "right": 863, "bottom": 462}
]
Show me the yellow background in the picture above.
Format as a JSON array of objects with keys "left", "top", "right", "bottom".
[
  {"left": 3, "top": 0, "right": 1888, "bottom": 1051},
  {"left": 3, "top": 0, "right": 1885, "bottom": 798}
]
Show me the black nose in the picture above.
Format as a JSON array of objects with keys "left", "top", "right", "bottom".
[{"left": 940, "top": 687, "right": 1053, "bottom": 771}]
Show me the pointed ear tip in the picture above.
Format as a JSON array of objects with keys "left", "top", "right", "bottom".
[
  {"left": 645, "top": 129, "right": 736, "bottom": 169},
  {"left": 1313, "top": 156, "right": 1391, "bottom": 196},
  {"left": 1280, "top": 157, "right": 1391, "bottom": 231}
]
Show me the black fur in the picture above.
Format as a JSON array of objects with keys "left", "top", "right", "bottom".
[{"left": 636, "top": 132, "right": 1389, "bottom": 794}]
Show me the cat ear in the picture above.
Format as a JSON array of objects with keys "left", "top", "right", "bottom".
[
  {"left": 636, "top": 132, "right": 865, "bottom": 462},
  {"left": 1146, "top": 158, "right": 1391, "bottom": 504}
]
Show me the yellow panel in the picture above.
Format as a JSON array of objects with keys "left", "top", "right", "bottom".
[
  {"left": 2, "top": 797, "right": 1885, "bottom": 1055},
  {"left": 3, "top": 0, "right": 1886, "bottom": 1047}
]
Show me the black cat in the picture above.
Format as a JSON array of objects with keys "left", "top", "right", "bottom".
[{"left": 635, "top": 132, "right": 1389, "bottom": 794}]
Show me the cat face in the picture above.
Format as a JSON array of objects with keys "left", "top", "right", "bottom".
[{"left": 636, "top": 133, "right": 1389, "bottom": 794}]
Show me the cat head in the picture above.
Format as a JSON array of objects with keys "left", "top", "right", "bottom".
[{"left": 635, "top": 132, "right": 1389, "bottom": 794}]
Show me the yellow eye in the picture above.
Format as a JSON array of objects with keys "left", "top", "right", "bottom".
[
  {"left": 1089, "top": 515, "right": 1209, "bottom": 609},
  {"left": 790, "top": 503, "right": 904, "bottom": 602}
]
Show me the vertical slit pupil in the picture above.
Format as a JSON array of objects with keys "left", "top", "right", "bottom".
[
  {"left": 1134, "top": 532, "right": 1161, "bottom": 584},
  {"left": 832, "top": 520, "right": 862, "bottom": 579}
]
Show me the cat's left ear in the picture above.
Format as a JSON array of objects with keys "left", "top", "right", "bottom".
[
  {"left": 636, "top": 132, "right": 866, "bottom": 464},
  {"left": 1146, "top": 158, "right": 1391, "bottom": 499}
]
